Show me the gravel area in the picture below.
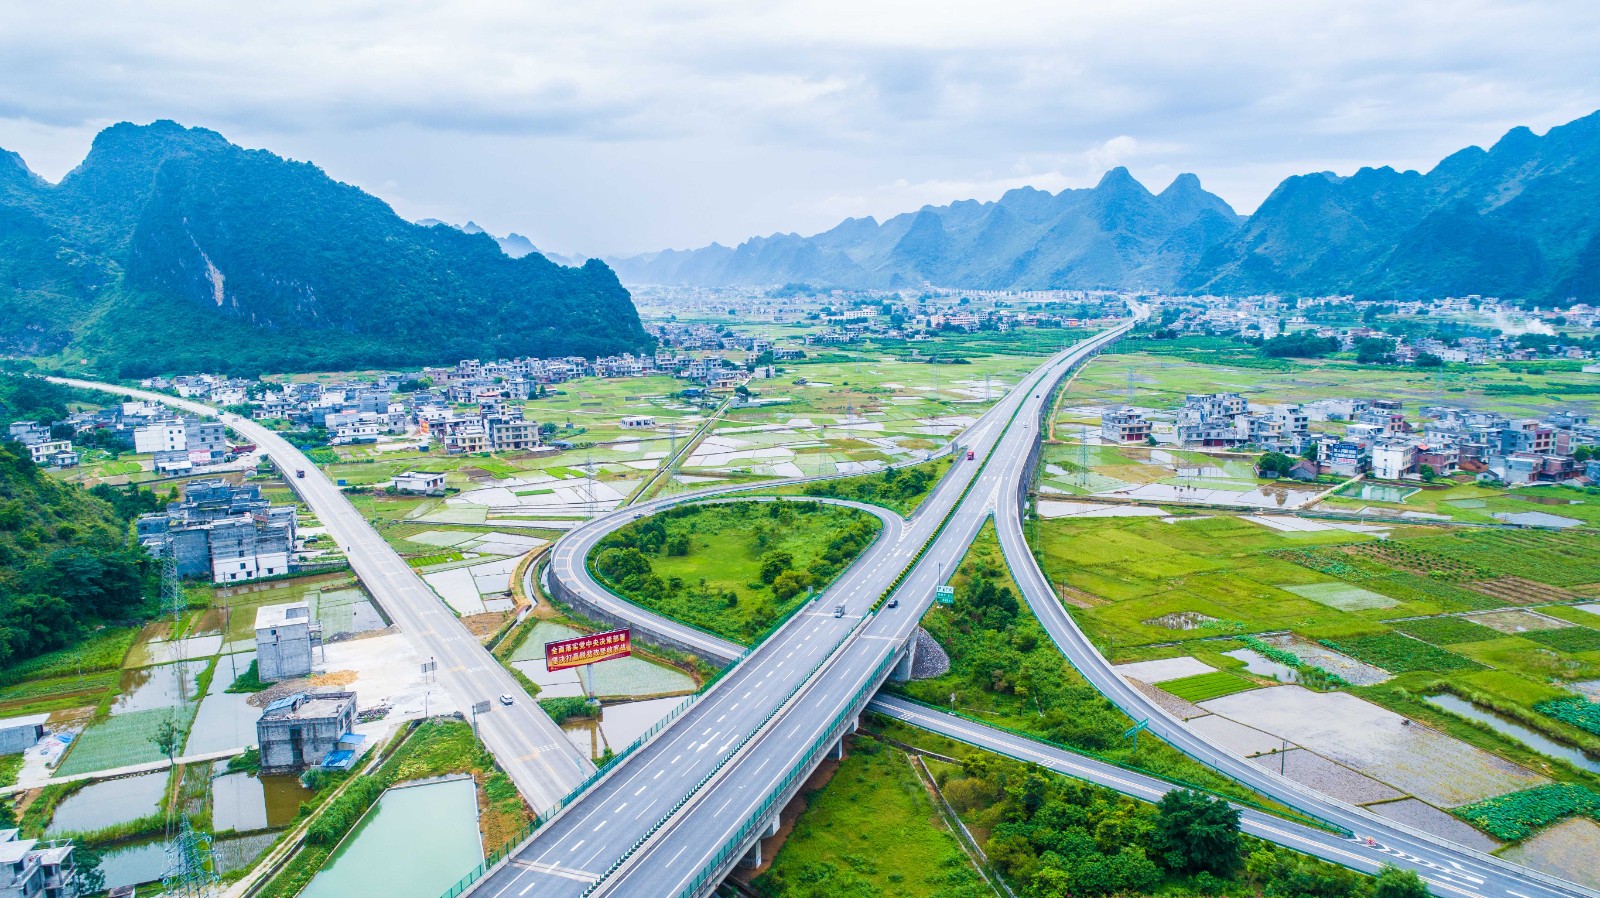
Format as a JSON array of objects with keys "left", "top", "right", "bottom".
[
  {"left": 1114, "top": 656, "right": 1214, "bottom": 684},
  {"left": 1187, "top": 715, "right": 1284, "bottom": 757},
  {"left": 1500, "top": 817, "right": 1600, "bottom": 889},
  {"left": 1465, "top": 609, "right": 1572, "bottom": 634},
  {"left": 1200, "top": 686, "right": 1546, "bottom": 807},
  {"left": 909, "top": 628, "right": 950, "bottom": 679},
  {"left": 1247, "top": 748, "right": 1403, "bottom": 805},
  {"left": 1362, "top": 798, "right": 1500, "bottom": 852}
]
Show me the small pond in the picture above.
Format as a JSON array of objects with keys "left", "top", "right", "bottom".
[
  {"left": 95, "top": 839, "right": 169, "bottom": 892},
  {"left": 46, "top": 771, "right": 167, "bottom": 835},
  {"left": 1424, "top": 694, "right": 1600, "bottom": 774},
  {"left": 212, "top": 768, "right": 314, "bottom": 832},
  {"left": 299, "top": 777, "right": 481, "bottom": 898},
  {"left": 1338, "top": 483, "right": 1415, "bottom": 504}
]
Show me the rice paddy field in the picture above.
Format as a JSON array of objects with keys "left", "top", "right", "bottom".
[{"left": 1058, "top": 338, "right": 1600, "bottom": 420}]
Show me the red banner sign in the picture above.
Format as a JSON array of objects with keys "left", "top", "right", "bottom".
[{"left": 545, "top": 628, "right": 632, "bottom": 672}]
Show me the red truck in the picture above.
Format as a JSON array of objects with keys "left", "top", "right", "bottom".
[{"left": 966, "top": 449, "right": 975, "bottom": 461}]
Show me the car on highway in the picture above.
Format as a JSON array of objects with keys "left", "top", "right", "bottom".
[
  {"left": 833, "top": 604, "right": 845, "bottom": 617},
  {"left": 886, "top": 599, "right": 899, "bottom": 609},
  {"left": 295, "top": 469, "right": 306, "bottom": 478},
  {"left": 499, "top": 693, "right": 515, "bottom": 706},
  {"left": 966, "top": 449, "right": 975, "bottom": 460}
]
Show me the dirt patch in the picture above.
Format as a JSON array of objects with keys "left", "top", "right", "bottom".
[
  {"left": 1055, "top": 584, "right": 1104, "bottom": 608},
  {"left": 727, "top": 749, "right": 845, "bottom": 881},
  {"left": 246, "top": 670, "right": 356, "bottom": 708},
  {"left": 1468, "top": 577, "right": 1576, "bottom": 606},
  {"left": 460, "top": 467, "right": 495, "bottom": 481},
  {"left": 461, "top": 611, "right": 512, "bottom": 640},
  {"left": 1144, "top": 611, "right": 1220, "bottom": 631},
  {"left": 1465, "top": 609, "right": 1572, "bottom": 634},
  {"left": 1248, "top": 749, "right": 1403, "bottom": 806},
  {"left": 310, "top": 670, "right": 358, "bottom": 689}
]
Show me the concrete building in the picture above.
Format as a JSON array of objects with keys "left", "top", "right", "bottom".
[
  {"left": 0, "top": 714, "right": 47, "bottom": 755},
  {"left": 133, "top": 418, "right": 187, "bottom": 454},
  {"left": 1099, "top": 407, "right": 1151, "bottom": 443},
  {"left": 0, "top": 830, "right": 76, "bottom": 898},
  {"left": 1371, "top": 440, "right": 1419, "bottom": 481},
  {"left": 619, "top": 416, "right": 657, "bottom": 429},
  {"left": 391, "top": 471, "right": 446, "bottom": 493},
  {"left": 255, "top": 602, "right": 320, "bottom": 681},
  {"left": 257, "top": 691, "right": 358, "bottom": 773},
  {"left": 137, "top": 480, "right": 297, "bottom": 583}
]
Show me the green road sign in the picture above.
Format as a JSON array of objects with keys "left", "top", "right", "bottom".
[{"left": 934, "top": 585, "right": 955, "bottom": 605}]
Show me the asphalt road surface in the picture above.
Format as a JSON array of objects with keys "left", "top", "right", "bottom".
[{"left": 47, "top": 377, "right": 595, "bottom": 811}]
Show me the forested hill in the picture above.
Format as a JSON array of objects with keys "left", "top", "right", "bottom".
[
  {"left": 0, "top": 121, "right": 649, "bottom": 376},
  {"left": 0, "top": 439, "right": 153, "bottom": 670},
  {"left": 610, "top": 108, "right": 1600, "bottom": 305}
]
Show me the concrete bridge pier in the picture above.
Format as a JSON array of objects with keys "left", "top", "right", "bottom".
[
  {"left": 736, "top": 815, "right": 781, "bottom": 869},
  {"left": 890, "top": 633, "right": 918, "bottom": 682}
]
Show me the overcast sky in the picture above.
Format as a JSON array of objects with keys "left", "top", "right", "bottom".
[{"left": 2, "top": 1, "right": 1598, "bottom": 257}]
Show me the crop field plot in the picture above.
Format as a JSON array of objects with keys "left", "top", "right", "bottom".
[
  {"left": 1059, "top": 344, "right": 1600, "bottom": 422},
  {"left": 1391, "top": 616, "right": 1503, "bottom": 645},
  {"left": 1281, "top": 582, "right": 1397, "bottom": 611},
  {"left": 1523, "top": 625, "right": 1600, "bottom": 653},
  {"left": 1466, "top": 609, "right": 1573, "bottom": 634},
  {"left": 1319, "top": 633, "right": 1483, "bottom": 674},
  {"left": 1158, "top": 670, "right": 1258, "bottom": 702},
  {"left": 56, "top": 705, "right": 197, "bottom": 776},
  {"left": 1410, "top": 530, "right": 1600, "bottom": 588},
  {"left": 1453, "top": 783, "right": 1600, "bottom": 841}
]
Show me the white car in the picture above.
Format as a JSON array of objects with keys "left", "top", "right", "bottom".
[{"left": 498, "top": 694, "right": 515, "bottom": 706}]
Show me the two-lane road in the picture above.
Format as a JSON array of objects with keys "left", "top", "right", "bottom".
[{"left": 47, "top": 377, "right": 595, "bottom": 810}]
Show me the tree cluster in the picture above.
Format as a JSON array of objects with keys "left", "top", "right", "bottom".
[{"left": 0, "top": 441, "right": 155, "bottom": 669}]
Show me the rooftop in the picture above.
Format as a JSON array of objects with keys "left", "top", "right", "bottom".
[
  {"left": 255, "top": 602, "right": 312, "bottom": 630},
  {"left": 260, "top": 691, "right": 356, "bottom": 722}
]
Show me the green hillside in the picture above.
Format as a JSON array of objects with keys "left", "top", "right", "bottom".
[
  {"left": 0, "top": 121, "right": 650, "bottom": 375},
  {"left": 0, "top": 440, "right": 153, "bottom": 670}
]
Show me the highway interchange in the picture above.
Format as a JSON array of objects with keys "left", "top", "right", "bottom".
[{"left": 55, "top": 314, "right": 1599, "bottom": 898}]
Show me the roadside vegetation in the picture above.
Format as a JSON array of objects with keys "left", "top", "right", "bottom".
[
  {"left": 590, "top": 500, "right": 880, "bottom": 644},
  {"left": 787, "top": 454, "right": 953, "bottom": 516},
  {"left": 896, "top": 522, "right": 1299, "bottom": 814},
  {"left": 775, "top": 718, "right": 1433, "bottom": 898}
]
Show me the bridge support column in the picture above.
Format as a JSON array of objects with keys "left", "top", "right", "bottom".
[
  {"left": 738, "top": 839, "right": 763, "bottom": 869},
  {"left": 890, "top": 634, "right": 918, "bottom": 682},
  {"left": 829, "top": 737, "right": 845, "bottom": 760},
  {"left": 765, "top": 815, "right": 781, "bottom": 838}
]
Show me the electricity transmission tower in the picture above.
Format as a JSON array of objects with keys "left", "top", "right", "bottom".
[
  {"left": 160, "top": 543, "right": 186, "bottom": 622},
  {"left": 160, "top": 816, "right": 220, "bottom": 898}
]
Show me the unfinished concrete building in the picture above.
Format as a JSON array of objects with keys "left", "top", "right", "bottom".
[
  {"left": 254, "top": 602, "right": 321, "bottom": 681},
  {"left": 257, "top": 691, "right": 358, "bottom": 773}
]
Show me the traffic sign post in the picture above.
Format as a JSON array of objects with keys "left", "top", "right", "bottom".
[{"left": 472, "top": 699, "right": 491, "bottom": 736}]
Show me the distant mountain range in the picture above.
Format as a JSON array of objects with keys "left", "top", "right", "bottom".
[
  {"left": 0, "top": 121, "right": 646, "bottom": 376},
  {"left": 609, "top": 109, "right": 1600, "bottom": 304},
  {"left": 415, "top": 219, "right": 590, "bottom": 268}
]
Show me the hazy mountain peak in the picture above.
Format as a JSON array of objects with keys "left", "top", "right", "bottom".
[{"left": 1095, "top": 165, "right": 1147, "bottom": 193}]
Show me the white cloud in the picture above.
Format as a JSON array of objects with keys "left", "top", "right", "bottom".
[{"left": 0, "top": 1, "right": 1596, "bottom": 254}]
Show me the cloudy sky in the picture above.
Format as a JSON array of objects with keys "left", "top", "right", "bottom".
[{"left": 2, "top": 1, "right": 1598, "bottom": 256}]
